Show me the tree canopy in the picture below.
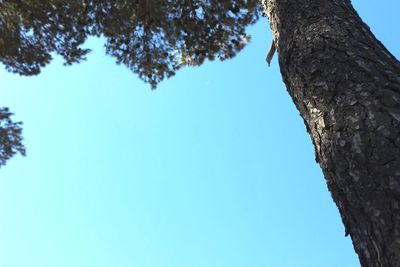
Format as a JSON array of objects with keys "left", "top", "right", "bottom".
[
  {"left": 0, "top": 0, "right": 261, "bottom": 166},
  {"left": 1, "top": 0, "right": 261, "bottom": 87},
  {"left": 0, "top": 0, "right": 89, "bottom": 75}
]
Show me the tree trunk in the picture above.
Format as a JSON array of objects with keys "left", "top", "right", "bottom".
[{"left": 261, "top": 0, "right": 400, "bottom": 266}]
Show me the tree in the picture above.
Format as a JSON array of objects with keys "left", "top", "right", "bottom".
[
  {"left": 0, "top": 0, "right": 259, "bottom": 165},
  {"left": 1, "top": 1, "right": 400, "bottom": 266},
  {"left": 0, "top": 0, "right": 90, "bottom": 166},
  {"left": 92, "top": 0, "right": 260, "bottom": 88},
  {"left": 0, "top": 0, "right": 260, "bottom": 87},
  {"left": 0, "top": 0, "right": 89, "bottom": 75},
  {"left": 0, "top": 108, "right": 25, "bottom": 167},
  {"left": 261, "top": 1, "right": 400, "bottom": 266}
]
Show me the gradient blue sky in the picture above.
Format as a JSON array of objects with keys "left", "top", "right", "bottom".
[{"left": 1, "top": 1, "right": 399, "bottom": 267}]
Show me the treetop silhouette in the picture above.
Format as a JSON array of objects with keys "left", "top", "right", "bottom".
[{"left": 1, "top": 0, "right": 261, "bottom": 88}]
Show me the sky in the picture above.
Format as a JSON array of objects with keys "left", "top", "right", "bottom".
[{"left": 0, "top": 1, "right": 399, "bottom": 267}]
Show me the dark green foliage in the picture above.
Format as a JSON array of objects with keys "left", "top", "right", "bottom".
[
  {"left": 0, "top": 108, "right": 25, "bottom": 167},
  {"left": 0, "top": 0, "right": 90, "bottom": 75},
  {"left": 1, "top": 0, "right": 261, "bottom": 87},
  {"left": 89, "top": 0, "right": 261, "bottom": 88},
  {"left": 0, "top": 0, "right": 260, "bottom": 166}
]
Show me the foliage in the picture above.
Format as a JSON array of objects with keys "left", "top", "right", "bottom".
[
  {"left": 0, "top": 0, "right": 90, "bottom": 75},
  {"left": 0, "top": 0, "right": 261, "bottom": 87},
  {"left": 0, "top": 108, "right": 25, "bottom": 167},
  {"left": 0, "top": 0, "right": 260, "bottom": 166},
  {"left": 89, "top": 0, "right": 261, "bottom": 88}
]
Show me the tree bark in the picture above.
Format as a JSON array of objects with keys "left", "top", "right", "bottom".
[{"left": 261, "top": 0, "right": 400, "bottom": 266}]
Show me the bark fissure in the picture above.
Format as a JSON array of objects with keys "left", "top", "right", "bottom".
[{"left": 262, "top": 0, "right": 400, "bottom": 266}]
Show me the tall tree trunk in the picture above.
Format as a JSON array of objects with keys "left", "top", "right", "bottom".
[{"left": 261, "top": 0, "right": 400, "bottom": 266}]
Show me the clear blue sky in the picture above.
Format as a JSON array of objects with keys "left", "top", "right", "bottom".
[{"left": 0, "top": 1, "right": 399, "bottom": 267}]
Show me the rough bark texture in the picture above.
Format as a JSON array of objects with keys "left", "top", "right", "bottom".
[{"left": 261, "top": 0, "right": 400, "bottom": 266}]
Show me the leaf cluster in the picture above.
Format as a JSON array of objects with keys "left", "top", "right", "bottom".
[
  {"left": 0, "top": 0, "right": 260, "bottom": 166},
  {"left": 0, "top": 0, "right": 89, "bottom": 75},
  {"left": 0, "top": 0, "right": 261, "bottom": 87},
  {"left": 0, "top": 108, "right": 25, "bottom": 167}
]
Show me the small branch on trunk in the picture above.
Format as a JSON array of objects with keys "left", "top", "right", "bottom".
[{"left": 266, "top": 39, "right": 276, "bottom": 66}]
